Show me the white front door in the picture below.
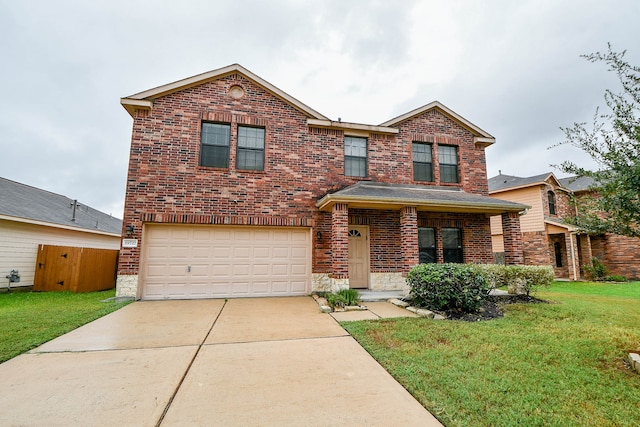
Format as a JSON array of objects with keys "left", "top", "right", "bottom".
[{"left": 348, "top": 226, "right": 369, "bottom": 289}]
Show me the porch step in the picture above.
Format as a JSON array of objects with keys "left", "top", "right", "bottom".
[{"left": 358, "top": 290, "right": 407, "bottom": 302}]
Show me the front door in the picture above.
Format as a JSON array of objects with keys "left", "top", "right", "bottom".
[{"left": 348, "top": 226, "right": 369, "bottom": 289}]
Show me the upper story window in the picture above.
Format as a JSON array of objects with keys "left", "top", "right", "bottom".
[
  {"left": 548, "top": 191, "right": 556, "bottom": 215},
  {"left": 439, "top": 145, "right": 459, "bottom": 183},
  {"left": 237, "top": 126, "right": 265, "bottom": 171},
  {"left": 345, "top": 136, "right": 367, "bottom": 177},
  {"left": 200, "top": 122, "right": 230, "bottom": 168},
  {"left": 412, "top": 143, "right": 434, "bottom": 182}
]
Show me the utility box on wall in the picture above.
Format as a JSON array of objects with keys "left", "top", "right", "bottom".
[{"left": 33, "top": 245, "right": 119, "bottom": 293}]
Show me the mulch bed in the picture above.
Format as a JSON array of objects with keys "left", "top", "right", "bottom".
[{"left": 440, "top": 294, "right": 549, "bottom": 322}]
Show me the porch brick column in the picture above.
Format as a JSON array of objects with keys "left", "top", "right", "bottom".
[
  {"left": 400, "top": 206, "right": 419, "bottom": 273},
  {"left": 565, "top": 232, "right": 580, "bottom": 281},
  {"left": 501, "top": 212, "right": 524, "bottom": 265},
  {"left": 578, "top": 234, "right": 592, "bottom": 280},
  {"left": 331, "top": 203, "right": 349, "bottom": 279}
]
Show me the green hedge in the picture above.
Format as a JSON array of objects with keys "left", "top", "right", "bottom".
[
  {"left": 475, "top": 264, "right": 554, "bottom": 296},
  {"left": 406, "top": 263, "right": 555, "bottom": 313},
  {"left": 406, "top": 263, "right": 490, "bottom": 312}
]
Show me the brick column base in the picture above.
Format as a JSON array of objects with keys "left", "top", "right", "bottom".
[
  {"left": 502, "top": 212, "right": 524, "bottom": 265},
  {"left": 331, "top": 203, "right": 349, "bottom": 280},
  {"left": 400, "top": 206, "right": 419, "bottom": 273}
]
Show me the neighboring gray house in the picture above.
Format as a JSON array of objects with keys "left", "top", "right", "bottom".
[{"left": 0, "top": 177, "right": 122, "bottom": 290}]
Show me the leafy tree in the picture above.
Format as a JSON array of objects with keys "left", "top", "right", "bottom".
[{"left": 554, "top": 45, "right": 640, "bottom": 237}]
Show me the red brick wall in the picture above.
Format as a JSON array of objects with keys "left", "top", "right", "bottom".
[
  {"left": 396, "top": 109, "right": 489, "bottom": 194},
  {"left": 502, "top": 212, "right": 524, "bottom": 264},
  {"left": 540, "top": 183, "right": 572, "bottom": 219},
  {"left": 591, "top": 234, "right": 640, "bottom": 279},
  {"left": 119, "top": 73, "right": 493, "bottom": 275},
  {"left": 400, "top": 206, "right": 419, "bottom": 272},
  {"left": 522, "top": 231, "right": 551, "bottom": 265}
]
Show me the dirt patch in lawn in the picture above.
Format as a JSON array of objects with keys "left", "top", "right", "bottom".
[{"left": 442, "top": 295, "right": 549, "bottom": 322}]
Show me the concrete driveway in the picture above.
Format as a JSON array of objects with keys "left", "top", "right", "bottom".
[{"left": 0, "top": 297, "right": 441, "bottom": 426}]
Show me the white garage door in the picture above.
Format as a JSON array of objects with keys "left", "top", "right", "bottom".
[{"left": 141, "top": 225, "right": 311, "bottom": 300}]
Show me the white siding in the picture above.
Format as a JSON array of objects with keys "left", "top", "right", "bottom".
[{"left": 0, "top": 219, "right": 120, "bottom": 288}]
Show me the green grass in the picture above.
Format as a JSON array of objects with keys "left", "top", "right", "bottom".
[
  {"left": 343, "top": 281, "right": 640, "bottom": 426},
  {"left": 0, "top": 290, "right": 131, "bottom": 363}
]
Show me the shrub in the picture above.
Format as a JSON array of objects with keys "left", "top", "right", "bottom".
[
  {"left": 407, "top": 263, "right": 490, "bottom": 312},
  {"left": 582, "top": 257, "right": 609, "bottom": 281},
  {"left": 326, "top": 289, "right": 359, "bottom": 309},
  {"left": 476, "top": 264, "right": 554, "bottom": 296},
  {"left": 605, "top": 275, "right": 627, "bottom": 282}
]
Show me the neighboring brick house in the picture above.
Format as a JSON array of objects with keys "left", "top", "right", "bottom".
[
  {"left": 489, "top": 172, "right": 640, "bottom": 280},
  {"left": 559, "top": 176, "right": 640, "bottom": 279},
  {"left": 116, "top": 64, "right": 527, "bottom": 300}
]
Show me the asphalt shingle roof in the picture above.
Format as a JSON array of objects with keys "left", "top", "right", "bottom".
[
  {"left": 558, "top": 175, "right": 597, "bottom": 192},
  {"left": 0, "top": 177, "right": 122, "bottom": 235},
  {"left": 488, "top": 172, "right": 553, "bottom": 193},
  {"left": 321, "top": 181, "right": 528, "bottom": 212}
]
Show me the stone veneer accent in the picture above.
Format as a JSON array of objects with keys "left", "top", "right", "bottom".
[
  {"left": 369, "top": 272, "right": 409, "bottom": 292},
  {"left": 312, "top": 274, "right": 349, "bottom": 293},
  {"left": 312, "top": 273, "right": 408, "bottom": 293},
  {"left": 116, "top": 275, "right": 138, "bottom": 298}
]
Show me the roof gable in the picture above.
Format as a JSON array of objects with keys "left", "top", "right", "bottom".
[
  {"left": 121, "top": 64, "right": 329, "bottom": 120},
  {"left": 379, "top": 101, "right": 495, "bottom": 146},
  {"left": 0, "top": 177, "right": 122, "bottom": 235}
]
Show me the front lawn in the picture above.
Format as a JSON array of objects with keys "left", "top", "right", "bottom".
[
  {"left": 343, "top": 281, "right": 640, "bottom": 426},
  {"left": 0, "top": 289, "right": 131, "bottom": 363}
]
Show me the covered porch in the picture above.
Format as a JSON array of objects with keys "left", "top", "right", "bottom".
[{"left": 314, "top": 182, "right": 529, "bottom": 292}]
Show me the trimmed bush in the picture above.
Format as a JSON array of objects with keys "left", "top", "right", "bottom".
[
  {"left": 407, "top": 263, "right": 490, "bottom": 312},
  {"left": 326, "top": 289, "right": 359, "bottom": 309},
  {"left": 582, "top": 257, "right": 609, "bottom": 281},
  {"left": 605, "top": 275, "right": 627, "bottom": 282},
  {"left": 474, "top": 264, "right": 554, "bottom": 295},
  {"left": 476, "top": 264, "right": 554, "bottom": 296}
]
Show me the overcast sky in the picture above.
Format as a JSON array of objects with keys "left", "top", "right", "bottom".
[{"left": 1, "top": 0, "right": 638, "bottom": 218}]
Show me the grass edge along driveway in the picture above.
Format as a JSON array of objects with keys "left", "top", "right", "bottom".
[
  {"left": 0, "top": 289, "right": 131, "bottom": 363},
  {"left": 343, "top": 281, "right": 640, "bottom": 427}
]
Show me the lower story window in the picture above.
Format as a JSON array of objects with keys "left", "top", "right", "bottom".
[
  {"left": 554, "top": 242, "right": 563, "bottom": 267},
  {"left": 442, "top": 227, "right": 463, "bottom": 263},
  {"left": 418, "top": 227, "right": 436, "bottom": 263}
]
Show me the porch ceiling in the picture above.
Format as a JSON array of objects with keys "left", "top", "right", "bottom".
[{"left": 317, "top": 182, "right": 530, "bottom": 215}]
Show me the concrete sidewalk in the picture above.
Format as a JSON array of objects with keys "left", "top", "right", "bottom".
[{"left": 0, "top": 297, "right": 441, "bottom": 426}]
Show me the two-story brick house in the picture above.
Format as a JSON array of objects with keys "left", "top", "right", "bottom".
[
  {"left": 116, "top": 64, "right": 527, "bottom": 300},
  {"left": 488, "top": 172, "right": 585, "bottom": 279},
  {"left": 559, "top": 175, "right": 640, "bottom": 279}
]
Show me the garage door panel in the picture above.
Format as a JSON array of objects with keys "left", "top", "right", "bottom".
[
  {"left": 233, "top": 247, "right": 251, "bottom": 258},
  {"left": 272, "top": 264, "right": 289, "bottom": 276},
  {"left": 142, "top": 225, "right": 310, "bottom": 300},
  {"left": 232, "top": 282, "right": 250, "bottom": 295},
  {"left": 252, "top": 282, "right": 269, "bottom": 294},
  {"left": 272, "top": 247, "right": 289, "bottom": 258},
  {"left": 252, "top": 264, "right": 269, "bottom": 276},
  {"left": 291, "top": 264, "right": 307, "bottom": 275},
  {"left": 212, "top": 264, "right": 231, "bottom": 276},
  {"left": 210, "top": 283, "right": 230, "bottom": 295},
  {"left": 253, "top": 247, "right": 270, "bottom": 259},
  {"left": 212, "top": 247, "right": 230, "bottom": 258},
  {"left": 291, "top": 281, "right": 307, "bottom": 292}
]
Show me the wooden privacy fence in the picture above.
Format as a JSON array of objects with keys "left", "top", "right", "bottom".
[{"left": 33, "top": 245, "right": 119, "bottom": 293}]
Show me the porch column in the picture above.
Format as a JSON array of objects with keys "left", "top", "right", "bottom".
[
  {"left": 578, "top": 234, "right": 592, "bottom": 280},
  {"left": 400, "top": 206, "right": 419, "bottom": 273},
  {"left": 501, "top": 212, "right": 524, "bottom": 265},
  {"left": 565, "top": 232, "right": 580, "bottom": 281},
  {"left": 331, "top": 203, "right": 349, "bottom": 280}
]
